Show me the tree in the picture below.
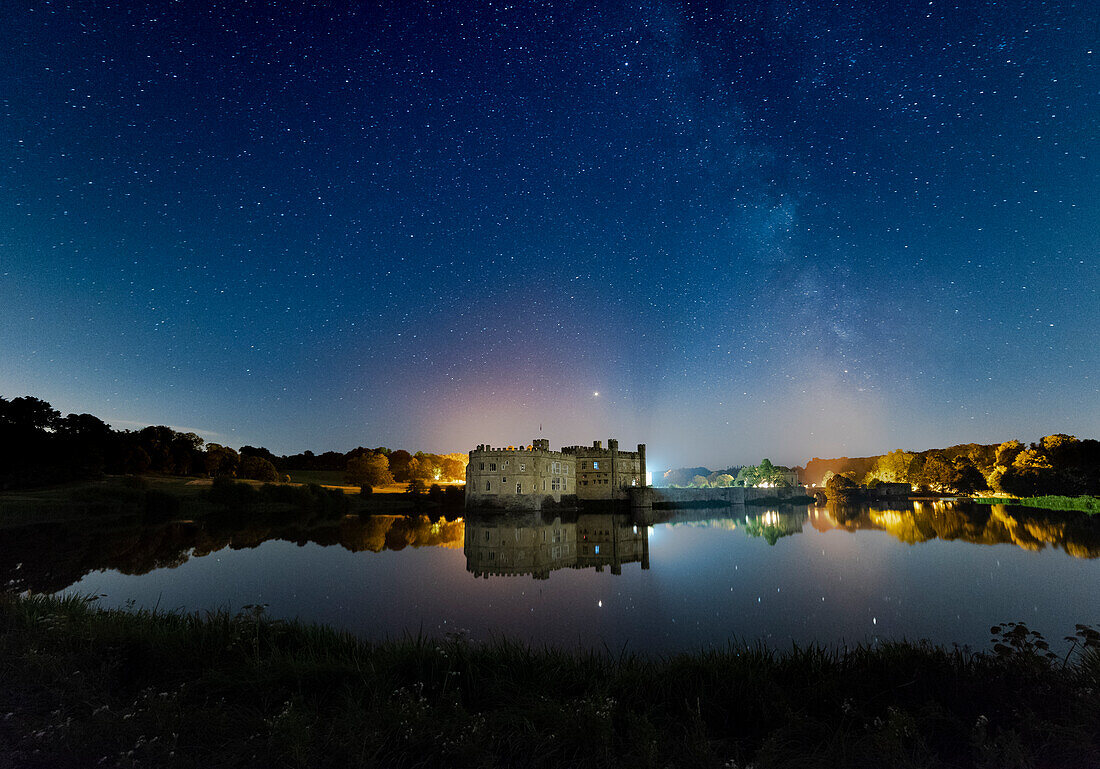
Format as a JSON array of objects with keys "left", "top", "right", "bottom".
[
  {"left": 0, "top": 396, "right": 60, "bottom": 432},
  {"left": 825, "top": 473, "right": 858, "bottom": 499},
  {"left": 388, "top": 450, "right": 414, "bottom": 481},
  {"left": 346, "top": 454, "right": 394, "bottom": 487},
  {"left": 916, "top": 453, "right": 957, "bottom": 493},
  {"left": 169, "top": 432, "right": 205, "bottom": 476},
  {"left": 713, "top": 473, "right": 735, "bottom": 487},
  {"left": 869, "top": 450, "right": 916, "bottom": 484},
  {"left": 759, "top": 458, "right": 776, "bottom": 479},
  {"left": 406, "top": 478, "right": 426, "bottom": 495},
  {"left": 441, "top": 457, "right": 466, "bottom": 482},
  {"left": 995, "top": 440, "right": 1025, "bottom": 469},
  {"left": 239, "top": 455, "right": 279, "bottom": 482},
  {"left": 735, "top": 466, "right": 760, "bottom": 486},
  {"left": 205, "top": 444, "right": 240, "bottom": 477},
  {"left": 951, "top": 456, "right": 986, "bottom": 494},
  {"left": 56, "top": 413, "right": 112, "bottom": 442},
  {"left": 240, "top": 445, "right": 279, "bottom": 466},
  {"left": 690, "top": 475, "right": 710, "bottom": 488}
]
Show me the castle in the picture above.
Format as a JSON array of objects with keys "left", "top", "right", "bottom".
[
  {"left": 465, "top": 438, "right": 646, "bottom": 510},
  {"left": 464, "top": 511, "right": 649, "bottom": 579}
]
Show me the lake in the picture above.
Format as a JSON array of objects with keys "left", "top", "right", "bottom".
[{"left": 5, "top": 500, "right": 1099, "bottom": 653}]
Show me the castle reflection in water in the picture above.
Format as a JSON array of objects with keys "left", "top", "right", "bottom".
[
  {"left": 464, "top": 511, "right": 649, "bottom": 579},
  {"left": 2, "top": 501, "right": 1099, "bottom": 595}
]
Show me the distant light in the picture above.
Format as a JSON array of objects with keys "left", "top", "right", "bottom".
[{"left": 593, "top": 391, "right": 599, "bottom": 397}]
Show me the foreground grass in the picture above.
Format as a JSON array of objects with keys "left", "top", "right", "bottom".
[
  {"left": 3, "top": 595, "right": 1099, "bottom": 769},
  {"left": 972, "top": 495, "right": 1100, "bottom": 514}
]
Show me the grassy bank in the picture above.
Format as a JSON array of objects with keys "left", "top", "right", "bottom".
[
  {"left": 971, "top": 495, "right": 1100, "bottom": 514},
  {"left": 0, "top": 476, "right": 453, "bottom": 528},
  {"left": 2, "top": 594, "right": 1099, "bottom": 768}
]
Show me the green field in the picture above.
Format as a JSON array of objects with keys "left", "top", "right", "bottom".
[
  {"left": 286, "top": 469, "right": 351, "bottom": 487},
  {"left": 971, "top": 495, "right": 1100, "bottom": 514}
]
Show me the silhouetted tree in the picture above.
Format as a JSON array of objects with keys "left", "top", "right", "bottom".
[
  {"left": 205, "top": 444, "right": 240, "bottom": 477},
  {"left": 239, "top": 455, "right": 279, "bottom": 482}
]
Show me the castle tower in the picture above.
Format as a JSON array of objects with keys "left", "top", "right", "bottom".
[
  {"left": 609, "top": 438, "right": 618, "bottom": 491},
  {"left": 637, "top": 443, "right": 646, "bottom": 487}
]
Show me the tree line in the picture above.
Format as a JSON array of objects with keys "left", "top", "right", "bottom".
[
  {"left": 667, "top": 459, "right": 797, "bottom": 488},
  {"left": 820, "top": 435, "right": 1100, "bottom": 496},
  {"left": 0, "top": 395, "right": 468, "bottom": 490}
]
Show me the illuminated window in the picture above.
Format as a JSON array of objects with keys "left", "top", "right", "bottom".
[
  {"left": 595, "top": 545, "right": 601, "bottom": 554},
  {"left": 593, "top": 461, "right": 600, "bottom": 470}
]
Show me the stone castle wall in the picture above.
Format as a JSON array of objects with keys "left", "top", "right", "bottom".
[
  {"left": 628, "top": 484, "right": 811, "bottom": 508},
  {"left": 465, "top": 440, "right": 576, "bottom": 510},
  {"left": 563, "top": 439, "right": 647, "bottom": 501},
  {"left": 465, "top": 437, "right": 647, "bottom": 510}
]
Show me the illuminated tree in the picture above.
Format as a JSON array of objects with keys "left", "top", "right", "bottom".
[
  {"left": 869, "top": 450, "right": 916, "bottom": 484},
  {"left": 735, "top": 466, "right": 761, "bottom": 486},
  {"left": 441, "top": 457, "right": 466, "bottom": 481},
  {"left": 345, "top": 454, "right": 394, "bottom": 487},
  {"left": 825, "top": 473, "right": 858, "bottom": 499},
  {"left": 951, "top": 456, "right": 986, "bottom": 494},
  {"left": 995, "top": 440, "right": 1025, "bottom": 468}
]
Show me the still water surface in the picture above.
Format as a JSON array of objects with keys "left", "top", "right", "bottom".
[{"left": 6, "top": 501, "right": 1099, "bottom": 653}]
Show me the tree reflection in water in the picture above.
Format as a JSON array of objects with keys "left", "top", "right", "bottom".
[
  {"left": 3, "top": 501, "right": 1097, "bottom": 594},
  {"left": 0, "top": 507, "right": 465, "bottom": 594},
  {"left": 809, "top": 501, "right": 1100, "bottom": 558}
]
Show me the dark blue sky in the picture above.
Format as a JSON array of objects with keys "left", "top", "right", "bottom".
[{"left": 2, "top": 0, "right": 1097, "bottom": 467}]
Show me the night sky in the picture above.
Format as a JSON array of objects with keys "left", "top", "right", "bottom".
[{"left": 2, "top": 0, "right": 1097, "bottom": 468}]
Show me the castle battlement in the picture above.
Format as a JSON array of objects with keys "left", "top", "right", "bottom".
[{"left": 465, "top": 437, "right": 647, "bottom": 509}]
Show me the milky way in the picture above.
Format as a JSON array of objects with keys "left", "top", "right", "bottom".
[{"left": 2, "top": 0, "right": 1097, "bottom": 467}]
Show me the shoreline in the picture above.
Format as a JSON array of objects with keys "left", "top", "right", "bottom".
[{"left": 2, "top": 592, "right": 1098, "bottom": 768}]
